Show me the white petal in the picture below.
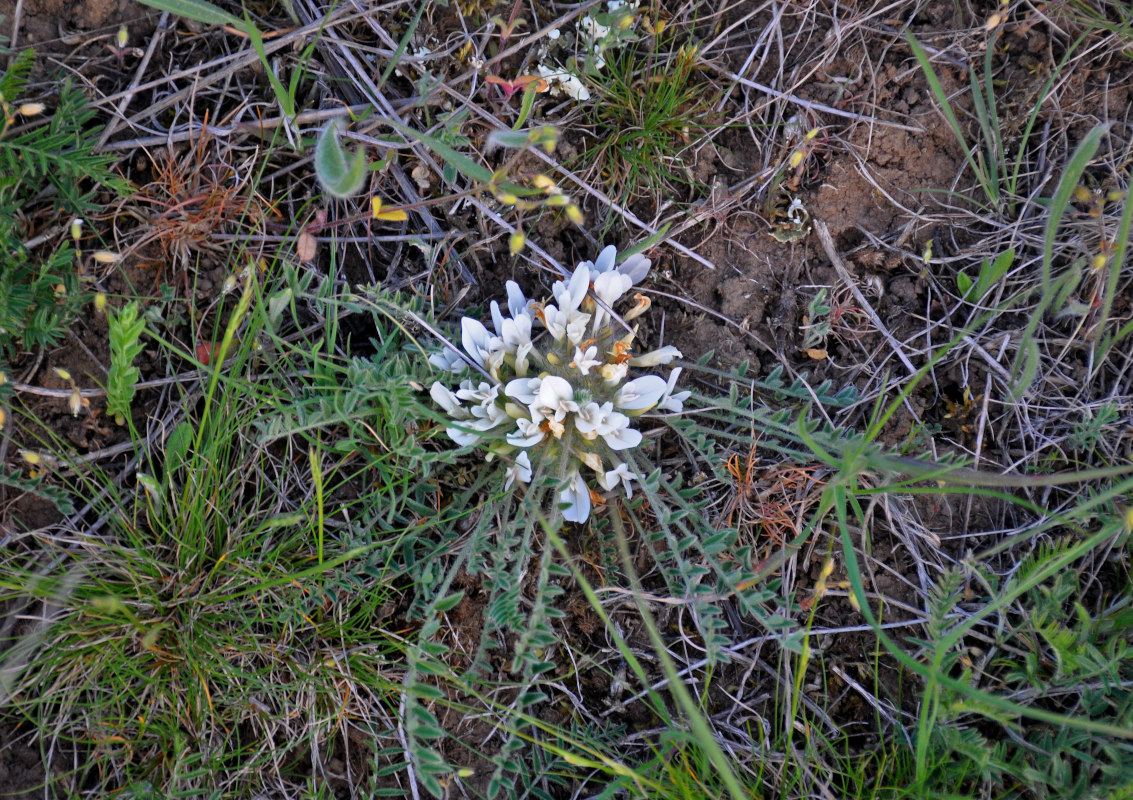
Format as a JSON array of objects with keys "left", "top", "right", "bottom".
[
  {"left": 504, "top": 377, "right": 541, "bottom": 406},
  {"left": 656, "top": 367, "right": 691, "bottom": 413},
  {"left": 504, "top": 450, "right": 533, "bottom": 489},
  {"left": 430, "top": 382, "right": 463, "bottom": 415},
  {"left": 507, "top": 418, "right": 545, "bottom": 447},
  {"left": 490, "top": 300, "right": 506, "bottom": 336},
  {"left": 615, "top": 375, "right": 668, "bottom": 411},
  {"left": 601, "top": 422, "right": 642, "bottom": 451},
  {"left": 560, "top": 471, "right": 591, "bottom": 523},
  {"left": 429, "top": 347, "right": 467, "bottom": 373},
  {"left": 592, "top": 245, "right": 617, "bottom": 274},
  {"left": 446, "top": 425, "right": 480, "bottom": 446},
  {"left": 618, "top": 253, "right": 651, "bottom": 284},
  {"left": 593, "top": 270, "right": 632, "bottom": 306},
  {"left": 629, "top": 345, "right": 681, "bottom": 367},
  {"left": 506, "top": 281, "right": 531, "bottom": 319}
]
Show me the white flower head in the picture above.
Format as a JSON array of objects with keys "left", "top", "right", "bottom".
[{"left": 429, "top": 242, "right": 684, "bottom": 523}]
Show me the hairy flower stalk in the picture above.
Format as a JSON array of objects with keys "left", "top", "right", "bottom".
[{"left": 430, "top": 245, "right": 689, "bottom": 522}]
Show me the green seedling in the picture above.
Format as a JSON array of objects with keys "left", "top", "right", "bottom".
[
  {"left": 956, "top": 247, "right": 1014, "bottom": 302},
  {"left": 105, "top": 301, "right": 145, "bottom": 426},
  {"left": 314, "top": 118, "right": 368, "bottom": 198},
  {"left": 907, "top": 29, "right": 1083, "bottom": 216}
]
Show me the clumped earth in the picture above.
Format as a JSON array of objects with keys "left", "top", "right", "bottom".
[{"left": 2, "top": 0, "right": 1132, "bottom": 796}]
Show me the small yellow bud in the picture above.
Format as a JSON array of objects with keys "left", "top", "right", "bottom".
[
  {"left": 546, "top": 352, "right": 562, "bottom": 366},
  {"left": 1092, "top": 253, "right": 1108, "bottom": 272},
  {"left": 92, "top": 251, "right": 121, "bottom": 264},
  {"left": 565, "top": 204, "right": 584, "bottom": 225},
  {"left": 788, "top": 149, "right": 805, "bottom": 169},
  {"left": 117, "top": 25, "right": 128, "bottom": 48},
  {"left": 70, "top": 218, "right": 84, "bottom": 241},
  {"left": 94, "top": 292, "right": 108, "bottom": 314},
  {"left": 53, "top": 284, "right": 66, "bottom": 299},
  {"left": 0, "top": 407, "right": 6, "bottom": 431},
  {"left": 819, "top": 558, "right": 835, "bottom": 580},
  {"left": 532, "top": 174, "right": 555, "bottom": 190},
  {"left": 222, "top": 275, "right": 238, "bottom": 294},
  {"left": 545, "top": 194, "right": 569, "bottom": 207},
  {"left": 495, "top": 192, "right": 519, "bottom": 205},
  {"left": 69, "top": 388, "right": 83, "bottom": 417},
  {"left": 20, "top": 450, "right": 41, "bottom": 466},
  {"left": 17, "top": 102, "right": 46, "bottom": 116},
  {"left": 509, "top": 230, "right": 525, "bottom": 255},
  {"left": 922, "top": 241, "right": 933, "bottom": 262},
  {"left": 54, "top": 367, "right": 73, "bottom": 381}
]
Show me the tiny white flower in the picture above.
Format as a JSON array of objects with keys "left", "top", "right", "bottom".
[
  {"left": 431, "top": 383, "right": 481, "bottom": 446},
  {"left": 580, "top": 244, "right": 651, "bottom": 285},
  {"left": 574, "top": 401, "right": 607, "bottom": 437},
  {"left": 601, "top": 462, "right": 635, "bottom": 498},
  {"left": 615, "top": 375, "right": 668, "bottom": 412},
  {"left": 461, "top": 317, "right": 503, "bottom": 372},
  {"left": 571, "top": 345, "right": 602, "bottom": 375},
  {"left": 504, "top": 376, "right": 541, "bottom": 406},
  {"left": 455, "top": 380, "right": 497, "bottom": 404},
  {"left": 553, "top": 265, "right": 590, "bottom": 313},
  {"left": 534, "top": 376, "right": 578, "bottom": 422},
  {"left": 593, "top": 270, "right": 632, "bottom": 305},
  {"left": 656, "top": 368, "right": 691, "bottom": 413},
  {"left": 506, "top": 281, "right": 531, "bottom": 319},
  {"left": 429, "top": 346, "right": 467, "bottom": 373},
  {"left": 600, "top": 361, "right": 628, "bottom": 385},
  {"left": 565, "top": 310, "right": 591, "bottom": 345},
  {"left": 629, "top": 345, "right": 681, "bottom": 367},
  {"left": 508, "top": 417, "right": 545, "bottom": 447},
  {"left": 504, "top": 314, "right": 533, "bottom": 349},
  {"left": 504, "top": 451, "right": 532, "bottom": 489},
  {"left": 560, "top": 470, "right": 591, "bottom": 523},
  {"left": 430, "top": 381, "right": 466, "bottom": 416},
  {"left": 597, "top": 411, "right": 642, "bottom": 451},
  {"left": 543, "top": 304, "right": 568, "bottom": 341}
]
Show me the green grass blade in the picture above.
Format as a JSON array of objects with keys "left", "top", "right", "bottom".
[
  {"left": 906, "top": 32, "right": 995, "bottom": 207},
  {"left": 135, "top": 0, "right": 244, "bottom": 30},
  {"left": 1010, "top": 123, "right": 1109, "bottom": 397}
]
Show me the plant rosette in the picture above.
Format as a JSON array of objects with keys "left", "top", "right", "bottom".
[{"left": 430, "top": 245, "right": 688, "bottom": 522}]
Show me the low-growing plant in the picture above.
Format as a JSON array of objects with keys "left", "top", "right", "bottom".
[
  {"left": 0, "top": 49, "right": 128, "bottom": 356},
  {"left": 581, "top": 38, "right": 720, "bottom": 208},
  {"left": 384, "top": 243, "right": 871, "bottom": 796},
  {"left": 105, "top": 300, "right": 145, "bottom": 426}
]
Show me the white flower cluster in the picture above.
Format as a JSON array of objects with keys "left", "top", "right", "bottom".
[
  {"left": 533, "top": 0, "right": 640, "bottom": 103},
  {"left": 430, "top": 245, "right": 688, "bottom": 523}
]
